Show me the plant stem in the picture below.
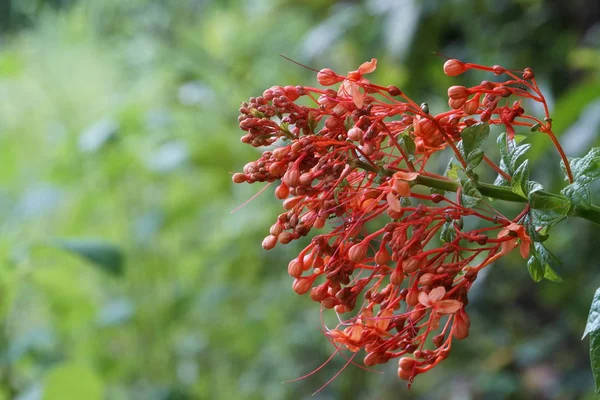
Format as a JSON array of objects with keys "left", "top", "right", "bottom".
[{"left": 353, "top": 160, "right": 600, "bottom": 226}]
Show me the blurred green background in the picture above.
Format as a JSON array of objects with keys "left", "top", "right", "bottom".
[{"left": 0, "top": 0, "right": 599, "bottom": 399}]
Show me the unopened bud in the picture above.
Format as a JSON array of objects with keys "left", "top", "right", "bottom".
[
  {"left": 262, "top": 235, "right": 277, "bottom": 250},
  {"left": 348, "top": 242, "right": 369, "bottom": 263},
  {"left": 317, "top": 68, "right": 343, "bottom": 86},
  {"left": 443, "top": 59, "right": 468, "bottom": 76}
]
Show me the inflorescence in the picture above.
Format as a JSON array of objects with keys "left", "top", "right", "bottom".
[{"left": 232, "top": 57, "right": 571, "bottom": 386}]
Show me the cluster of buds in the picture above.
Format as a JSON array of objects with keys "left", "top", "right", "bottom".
[{"left": 232, "top": 57, "right": 570, "bottom": 386}]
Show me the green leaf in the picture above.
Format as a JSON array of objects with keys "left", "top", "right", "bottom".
[
  {"left": 460, "top": 123, "right": 489, "bottom": 156},
  {"left": 460, "top": 178, "right": 482, "bottom": 208},
  {"left": 583, "top": 288, "right": 600, "bottom": 339},
  {"left": 561, "top": 147, "right": 600, "bottom": 206},
  {"left": 526, "top": 256, "right": 544, "bottom": 282},
  {"left": 44, "top": 363, "right": 104, "bottom": 400},
  {"left": 528, "top": 191, "right": 571, "bottom": 226},
  {"left": 511, "top": 160, "right": 530, "bottom": 199},
  {"left": 495, "top": 132, "right": 532, "bottom": 184},
  {"left": 585, "top": 287, "right": 600, "bottom": 394},
  {"left": 591, "top": 331, "right": 600, "bottom": 394},
  {"left": 440, "top": 221, "right": 456, "bottom": 243},
  {"left": 398, "top": 128, "right": 416, "bottom": 161},
  {"left": 529, "top": 242, "right": 563, "bottom": 283},
  {"left": 458, "top": 123, "right": 489, "bottom": 172},
  {"left": 52, "top": 239, "right": 124, "bottom": 276},
  {"left": 466, "top": 148, "right": 484, "bottom": 171}
]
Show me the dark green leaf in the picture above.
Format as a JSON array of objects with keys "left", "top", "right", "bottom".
[
  {"left": 528, "top": 191, "right": 571, "bottom": 226},
  {"left": 52, "top": 239, "right": 124, "bottom": 276},
  {"left": 495, "top": 132, "right": 531, "bottom": 186},
  {"left": 466, "top": 148, "right": 484, "bottom": 171},
  {"left": 529, "top": 242, "right": 563, "bottom": 283},
  {"left": 511, "top": 160, "right": 530, "bottom": 199},
  {"left": 591, "top": 330, "right": 600, "bottom": 394},
  {"left": 526, "top": 256, "right": 544, "bottom": 282},
  {"left": 460, "top": 123, "right": 489, "bottom": 156}
]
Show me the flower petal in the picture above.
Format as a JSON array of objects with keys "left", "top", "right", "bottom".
[
  {"left": 418, "top": 291, "right": 432, "bottom": 307},
  {"left": 434, "top": 300, "right": 463, "bottom": 314},
  {"left": 358, "top": 58, "right": 377, "bottom": 75},
  {"left": 428, "top": 286, "right": 446, "bottom": 303}
]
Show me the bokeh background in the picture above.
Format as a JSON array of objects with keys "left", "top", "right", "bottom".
[{"left": 0, "top": 0, "right": 599, "bottom": 399}]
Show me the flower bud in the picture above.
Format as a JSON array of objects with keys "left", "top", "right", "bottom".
[
  {"left": 398, "top": 357, "right": 416, "bottom": 371},
  {"left": 375, "top": 247, "right": 390, "bottom": 265},
  {"left": 292, "top": 276, "right": 315, "bottom": 295},
  {"left": 282, "top": 195, "right": 303, "bottom": 210},
  {"left": 282, "top": 168, "right": 300, "bottom": 188},
  {"left": 448, "top": 97, "right": 467, "bottom": 109},
  {"left": 232, "top": 173, "right": 248, "bottom": 183},
  {"left": 443, "top": 59, "right": 468, "bottom": 76},
  {"left": 447, "top": 85, "right": 470, "bottom": 100},
  {"left": 347, "top": 127, "right": 364, "bottom": 141},
  {"left": 278, "top": 231, "right": 293, "bottom": 244},
  {"left": 348, "top": 242, "right": 368, "bottom": 263},
  {"left": 288, "top": 258, "right": 304, "bottom": 278},
  {"left": 262, "top": 235, "right": 277, "bottom": 250},
  {"left": 463, "top": 96, "right": 480, "bottom": 115},
  {"left": 391, "top": 268, "right": 404, "bottom": 286},
  {"left": 406, "top": 288, "right": 419, "bottom": 307},
  {"left": 275, "top": 183, "right": 290, "bottom": 199},
  {"left": 317, "top": 68, "right": 343, "bottom": 86},
  {"left": 403, "top": 257, "right": 422, "bottom": 273},
  {"left": 269, "top": 223, "right": 283, "bottom": 236}
]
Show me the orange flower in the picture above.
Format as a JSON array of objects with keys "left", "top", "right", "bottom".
[
  {"left": 498, "top": 223, "right": 531, "bottom": 258},
  {"left": 418, "top": 286, "right": 463, "bottom": 315},
  {"left": 338, "top": 59, "right": 377, "bottom": 108}
]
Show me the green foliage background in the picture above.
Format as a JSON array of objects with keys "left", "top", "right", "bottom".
[{"left": 0, "top": 0, "right": 599, "bottom": 399}]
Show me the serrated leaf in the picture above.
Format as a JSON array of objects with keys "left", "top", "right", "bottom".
[
  {"left": 52, "top": 239, "right": 124, "bottom": 276},
  {"left": 583, "top": 288, "right": 600, "bottom": 339},
  {"left": 561, "top": 147, "right": 600, "bottom": 206},
  {"left": 461, "top": 123, "right": 489, "bottom": 156},
  {"left": 528, "top": 191, "right": 571, "bottom": 226},
  {"left": 460, "top": 178, "right": 482, "bottom": 208},
  {"left": 591, "top": 330, "right": 600, "bottom": 394},
  {"left": 511, "top": 160, "right": 530, "bottom": 199},
  {"left": 495, "top": 133, "right": 531, "bottom": 185},
  {"left": 564, "top": 147, "right": 600, "bottom": 183}
]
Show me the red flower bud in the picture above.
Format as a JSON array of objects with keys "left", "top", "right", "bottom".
[
  {"left": 447, "top": 85, "right": 470, "bottom": 100},
  {"left": 232, "top": 173, "right": 248, "bottom": 183},
  {"left": 262, "top": 235, "right": 277, "bottom": 250},
  {"left": 288, "top": 258, "right": 304, "bottom": 278},
  {"left": 292, "top": 276, "right": 315, "bottom": 295},
  {"left": 275, "top": 183, "right": 290, "bottom": 199},
  {"left": 317, "top": 68, "right": 343, "bottom": 86},
  {"left": 443, "top": 59, "right": 468, "bottom": 76},
  {"left": 348, "top": 242, "right": 369, "bottom": 263},
  {"left": 347, "top": 127, "right": 364, "bottom": 141}
]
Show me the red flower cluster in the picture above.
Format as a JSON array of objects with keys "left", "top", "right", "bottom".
[{"left": 233, "top": 58, "right": 567, "bottom": 385}]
